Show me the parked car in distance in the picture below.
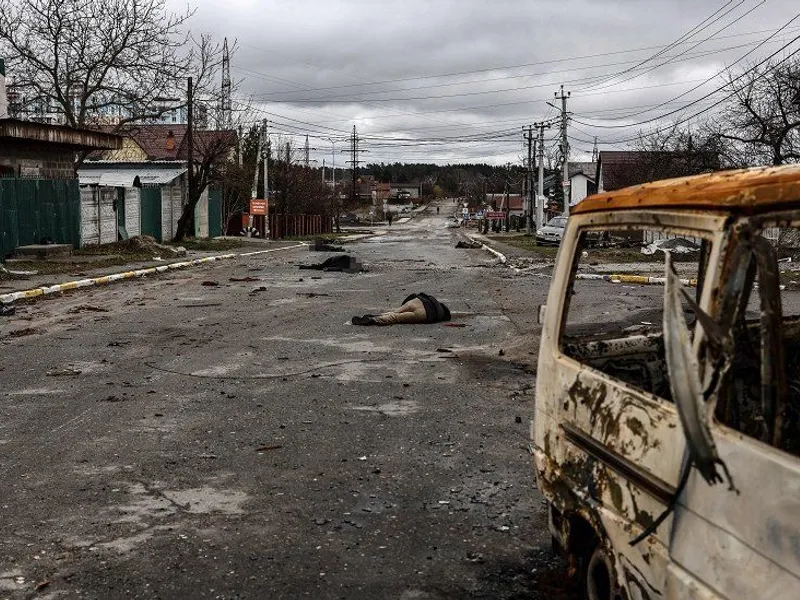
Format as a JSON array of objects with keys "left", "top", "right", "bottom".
[
  {"left": 338, "top": 212, "right": 360, "bottom": 224},
  {"left": 535, "top": 215, "right": 567, "bottom": 245}
]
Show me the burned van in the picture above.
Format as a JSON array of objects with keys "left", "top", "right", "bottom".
[{"left": 533, "top": 165, "right": 800, "bottom": 600}]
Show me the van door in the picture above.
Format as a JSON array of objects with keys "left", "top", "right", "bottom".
[
  {"left": 535, "top": 214, "right": 723, "bottom": 599},
  {"left": 666, "top": 226, "right": 800, "bottom": 599}
]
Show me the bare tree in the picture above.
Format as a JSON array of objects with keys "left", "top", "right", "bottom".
[
  {"left": 172, "top": 126, "right": 237, "bottom": 240},
  {"left": 0, "top": 0, "right": 225, "bottom": 158},
  {"left": 633, "top": 123, "right": 727, "bottom": 179},
  {"left": 713, "top": 58, "right": 800, "bottom": 166}
]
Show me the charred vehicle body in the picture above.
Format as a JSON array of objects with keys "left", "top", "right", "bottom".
[{"left": 533, "top": 165, "right": 800, "bottom": 600}]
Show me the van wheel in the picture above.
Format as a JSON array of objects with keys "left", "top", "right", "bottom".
[{"left": 584, "top": 545, "right": 616, "bottom": 600}]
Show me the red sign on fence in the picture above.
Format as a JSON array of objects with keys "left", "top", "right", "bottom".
[
  {"left": 250, "top": 199, "right": 267, "bottom": 216},
  {"left": 484, "top": 211, "right": 507, "bottom": 219}
]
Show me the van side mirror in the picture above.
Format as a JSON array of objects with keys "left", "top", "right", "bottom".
[{"left": 538, "top": 304, "right": 547, "bottom": 325}]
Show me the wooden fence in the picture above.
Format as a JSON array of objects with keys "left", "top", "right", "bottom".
[{"left": 268, "top": 214, "right": 333, "bottom": 239}]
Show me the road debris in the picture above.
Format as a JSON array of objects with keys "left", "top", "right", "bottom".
[
  {"left": 46, "top": 367, "right": 82, "bottom": 377},
  {"left": 68, "top": 304, "right": 110, "bottom": 314},
  {"left": 443, "top": 322, "right": 467, "bottom": 328},
  {"left": 201, "top": 281, "right": 220, "bottom": 287},
  {"left": 299, "top": 255, "right": 364, "bottom": 273},
  {"left": 255, "top": 444, "right": 282, "bottom": 452},
  {"left": 310, "top": 238, "right": 345, "bottom": 252},
  {"left": 229, "top": 276, "right": 260, "bottom": 282},
  {"left": 8, "top": 327, "right": 39, "bottom": 338},
  {"left": 1, "top": 303, "right": 16, "bottom": 317},
  {"left": 455, "top": 240, "right": 482, "bottom": 249}
]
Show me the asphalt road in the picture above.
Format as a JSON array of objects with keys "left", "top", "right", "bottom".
[{"left": 0, "top": 206, "right": 567, "bottom": 599}]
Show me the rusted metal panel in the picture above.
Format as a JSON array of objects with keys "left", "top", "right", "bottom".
[
  {"left": 572, "top": 164, "right": 800, "bottom": 217},
  {"left": 670, "top": 427, "right": 800, "bottom": 600}
]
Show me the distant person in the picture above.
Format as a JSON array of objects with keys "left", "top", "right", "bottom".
[
  {"left": 352, "top": 293, "right": 451, "bottom": 326},
  {"left": 388, "top": 212, "right": 393, "bottom": 226},
  {"left": 437, "top": 206, "right": 440, "bottom": 214}
]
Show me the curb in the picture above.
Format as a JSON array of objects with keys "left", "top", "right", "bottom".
[
  {"left": 464, "top": 235, "right": 507, "bottom": 264},
  {"left": 576, "top": 273, "right": 697, "bottom": 287},
  {"left": 0, "top": 243, "right": 305, "bottom": 305}
]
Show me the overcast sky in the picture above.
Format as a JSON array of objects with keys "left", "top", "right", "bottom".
[{"left": 181, "top": 0, "right": 799, "bottom": 166}]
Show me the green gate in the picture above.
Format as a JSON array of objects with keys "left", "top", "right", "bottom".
[
  {"left": 208, "top": 187, "right": 223, "bottom": 237},
  {"left": 0, "top": 178, "right": 80, "bottom": 258},
  {"left": 140, "top": 186, "right": 162, "bottom": 242}
]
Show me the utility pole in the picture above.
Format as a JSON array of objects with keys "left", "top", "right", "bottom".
[
  {"left": 237, "top": 125, "right": 243, "bottom": 167},
  {"left": 524, "top": 125, "right": 534, "bottom": 234},
  {"left": 262, "top": 119, "right": 269, "bottom": 203},
  {"left": 220, "top": 38, "right": 232, "bottom": 128},
  {"left": 349, "top": 125, "right": 361, "bottom": 204},
  {"left": 536, "top": 121, "right": 549, "bottom": 230},
  {"left": 304, "top": 135, "right": 310, "bottom": 168},
  {"left": 555, "top": 85, "right": 571, "bottom": 216},
  {"left": 592, "top": 136, "right": 599, "bottom": 163},
  {"left": 187, "top": 77, "right": 194, "bottom": 212}
]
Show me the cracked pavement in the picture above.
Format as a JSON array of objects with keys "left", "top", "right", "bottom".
[{"left": 0, "top": 205, "right": 573, "bottom": 599}]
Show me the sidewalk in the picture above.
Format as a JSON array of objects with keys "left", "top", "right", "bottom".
[{"left": 0, "top": 240, "right": 305, "bottom": 304}]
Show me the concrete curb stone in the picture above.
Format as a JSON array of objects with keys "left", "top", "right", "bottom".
[{"left": 1, "top": 244, "right": 305, "bottom": 305}]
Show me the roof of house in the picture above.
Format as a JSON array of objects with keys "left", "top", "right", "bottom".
[
  {"left": 486, "top": 193, "right": 523, "bottom": 209},
  {"left": 596, "top": 151, "right": 653, "bottom": 191},
  {"left": 572, "top": 164, "right": 800, "bottom": 216},
  {"left": 569, "top": 161, "right": 596, "bottom": 179},
  {"left": 87, "top": 124, "right": 235, "bottom": 161},
  {"left": 0, "top": 118, "right": 121, "bottom": 150},
  {"left": 77, "top": 163, "right": 187, "bottom": 187}
]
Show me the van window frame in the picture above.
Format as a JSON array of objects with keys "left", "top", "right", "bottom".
[{"left": 555, "top": 220, "right": 718, "bottom": 405}]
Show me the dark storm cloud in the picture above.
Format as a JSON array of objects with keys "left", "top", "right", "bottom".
[{"left": 180, "top": 0, "right": 798, "bottom": 164}]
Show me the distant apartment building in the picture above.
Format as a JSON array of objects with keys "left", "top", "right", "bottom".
[{"left": 7, "top": 86, "right": 209, "bottom": 128}]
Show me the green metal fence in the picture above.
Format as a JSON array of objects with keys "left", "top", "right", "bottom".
[
  {"left": 208, "top": 187, "right": 223, "bottom": 237},
  {"left": 0, "top": 178, "right": 81, "bottom": 258},
  {"left": 139, "top": 186, "right": 162, "bottom": 242}
]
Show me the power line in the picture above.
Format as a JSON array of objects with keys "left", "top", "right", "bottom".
[{"left": 572, "top": 21, "right": 800, "bottom": 130}]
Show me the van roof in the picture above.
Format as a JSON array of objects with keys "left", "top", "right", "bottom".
[{"left": 572, "top": 164, "right": 800, "bottom": 216}]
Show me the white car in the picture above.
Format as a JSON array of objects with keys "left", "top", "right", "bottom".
[{"left": 535, "top": 216, "right": 567, "bottom": 245}]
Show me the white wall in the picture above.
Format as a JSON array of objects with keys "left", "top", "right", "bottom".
[
  {"left": 161, "top": 182, "right": 183, "bottom": 241},
  {"left": 125, "top": 188, "right": 141, "bottom": 238},
  {"left": 80, "top": 186, "right": 117, "bottom": 245},
  {"left": 569, "top": 174, "right": 591, "bottom": 206},
  {"left": 194, "top": 188, "right": 209, "bottom": 238}
]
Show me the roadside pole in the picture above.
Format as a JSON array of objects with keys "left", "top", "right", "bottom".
[
  {"left": 535, "top": 122, "right": 549, "bottom": 230},
  {"left": 525, "top": 125, "right": 533, "bottom": 234},
  {"left": 555, "top": 85, "right": 571, "bottom": 217}
]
